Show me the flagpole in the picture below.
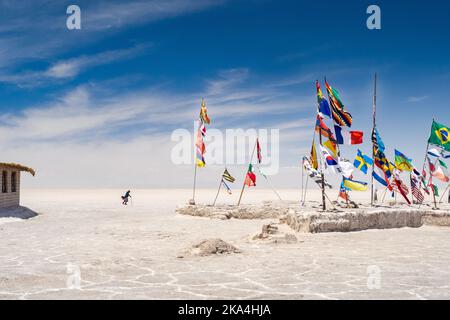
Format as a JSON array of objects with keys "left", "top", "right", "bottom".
[
  {"left": 438, "top": 184, "right": 449, "bottom": 203},
  {"left": 300, "top": 159, "right": 304, "bottom": 204},
  {"left": 237, "top": 138, "right": 257, "bottom": 206},
  {"left": 409, "top": 173, "right": 414, "bottom": 204},
  {"left": 258, "top": 166, "right": 282, "bottom": 201},
  {"left": 190, "top": 120, "right": 200, "bottom": 205},
  {"left": 212, "top": 178, "right": 223, "bottom": 206},
  {"left": 371, "top": 73, "right": 377, "bottom": 206},
  {"left": 319, "top": 126, "right": 326, "bottom": 211}
]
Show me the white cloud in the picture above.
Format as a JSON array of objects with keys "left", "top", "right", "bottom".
[
  {"left": 407, "top": 95, "right": 429, "bottom": 103},
  {"left": 0, "top": 43, "right": 151, "bottom": 86},
  {"left": 1, "top": 69, "right": 314, "bottom": 188}
]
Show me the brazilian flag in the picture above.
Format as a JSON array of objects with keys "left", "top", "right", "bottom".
[{"left": 429, "top": 121, "right": 450, "bottom": 152}]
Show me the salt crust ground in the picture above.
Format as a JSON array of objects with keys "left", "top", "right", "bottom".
[{"left": 0, "top": 188, "right": 449, "bottom": 299}]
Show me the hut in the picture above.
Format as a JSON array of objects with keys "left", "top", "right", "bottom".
[{"left": 0, "top": 163, "right": 35, "bottom": 209}]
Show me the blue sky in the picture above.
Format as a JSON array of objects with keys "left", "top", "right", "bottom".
[{"left": 0, "top": 0, "right": 449, "bottom": 188}]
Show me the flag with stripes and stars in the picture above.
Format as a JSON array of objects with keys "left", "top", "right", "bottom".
[
  {"left": 411, "top": 176, "right": 424, "bottom": 204},
  {"left": 222, "top": 169, "right": 235, "bottom": 183}
]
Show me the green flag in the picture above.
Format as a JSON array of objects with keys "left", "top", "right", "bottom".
[{"left": 428, "top": 120, "right": 450, "bottom": 152}]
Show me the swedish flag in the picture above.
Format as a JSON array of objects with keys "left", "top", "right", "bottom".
[{"left": 353, "top": 149, "right": 373, "bottom": 174}]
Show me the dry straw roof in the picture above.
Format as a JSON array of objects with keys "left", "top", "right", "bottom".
[{"left": 0, "top": 163, "right": 35, "bottom": 176}]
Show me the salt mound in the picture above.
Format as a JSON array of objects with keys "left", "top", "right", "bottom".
[{"left": 178, "top": 239, "right": 241, "bottom": 258}]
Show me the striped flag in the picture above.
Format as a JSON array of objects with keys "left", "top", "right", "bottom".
[
  {"left": 411, "top": 176, "right": 424, "bottom": 203},
  {"left": 222, "top": 169, "right": 235, "bottom": 183},
  {"left": 334, "top": 125, "right": 363, "bottom": 145},
  {"left": 303, "top": 156, "right": 332, "bottom": 188},
  {"left": 315, "top": 115, "right": 336, "bottom": 141},
  {"left": 195, "top": 129, "right": 206, "bottom": 167},
  {"left": 324, "top": 80, "right": 353, "bottom": 127}
]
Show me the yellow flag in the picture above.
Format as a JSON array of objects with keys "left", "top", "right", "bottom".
[
  {"left": 323, "top": 139, "right": 338, "bottom": 158},
  {"left": 311, "top": 142, "right": 318, "bottom": 170}
]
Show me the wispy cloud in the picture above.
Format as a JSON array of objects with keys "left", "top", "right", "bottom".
[
  {"left": 0, "top": 0, "right": 225, "bottom": 69},
  {"left": 407, "top": 95, "right": 429, "bottom": 103},
  {"left": 0, "top": 43, "right": 151, "bottom": 87},
  {"left": 1, "top": 68, "right": 313, "bottom": 187}
]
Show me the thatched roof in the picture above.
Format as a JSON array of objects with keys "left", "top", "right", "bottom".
[{"left": 0, "top": 163, "right": 35, "bottom": 176}]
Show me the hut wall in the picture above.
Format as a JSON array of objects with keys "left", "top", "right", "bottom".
[{"left": 0, "top": 166, "right": 20, "bottom": 208}]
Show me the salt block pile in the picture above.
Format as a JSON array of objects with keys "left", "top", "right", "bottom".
[
  {"left": 178, "top": 239, "right": 241, "bottom": 258},
  {"left": 250, "top": 223, "right": 298, "bottom": 244},
  {"left": 176, "top": 202, "right": 289, "bottom": 220},
  {"left": 177, "top": 201, "right": 450, "bottom": 233}
]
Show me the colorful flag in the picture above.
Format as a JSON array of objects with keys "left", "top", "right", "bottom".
[
  {"left": 428, "top": 120, "right": 450, "bottom": 152},
  {"left": 339, "top": 180, "right": 349, "bottom": 201},
  {"left": 199, "top": 123, "right": 206, "bottom": 137},
  {"left": 315, "top": 115, "right": 336, "bottom": 141},
  {"left": 334, "top": 125, "right": 363, "bottom": 145},
  {"left": 343, "top": 177, "right": 369, "bottom": 191},
  {"left": 427, "top": 148, "right": 442, "bottom": 158},
  {"left": 316, "top": 80, "right": 331, "bottom": 118},
  {"left": 303, "top": 157, "right": 332, "bottom": 188},
  {"left": 324, "top": 80, "right": 353, "bottom": 127},
  {"left": 411, "top": 175, "right": 424, "bottom": 203},
  {"left": 222, "top": 179, "right": 232, "bottom": 194},
  {"left": 323, "top": 139, "right": 338, "bottom": 158},
  {"left": 430, "top": 158, "right": 450, "bottom": 182},
  {"left": 244, "top": 164, "right": 256, "bottom": 187},
  {"left": 199, "top": 98, "right": 211, "bottom": 124},
  {"left": 222, "top": 169, "right": 235, "bottom": 183},
  {"left": 353, "top": 149, "right": 373, "bottom": 174},
  {"left": 373, "top": 161, "right": 392, "bottom": 190},
  {"left": 256, "top": 138, "right": 262, "bottom": 164},
  {"left": 320, "top": 145, "right": 342, "bottom": 174},
  {"left": 195, "top": 129, "right": 206, "bottom": 167},
  {"left": 393, "top": 171, "right": 411, "bottom": 204},
  {"left": 371, "top": 128, "right": 385, "bottom": 153},
  {"left": 311, "top": 142, "right": 319, "bottom": 170},
  {"left": 394, "top": 149, "right": 414, "bottom": 172}
]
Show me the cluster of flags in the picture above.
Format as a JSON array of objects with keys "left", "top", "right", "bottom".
[
  {"left": 195, "top": 98, "right": 210, "bottom": 168},
  {"left": 308, "top": 80, "right": 366, "bottom": 202},
  {"left": 305, "top": 79, "right": 450, "bottom": 207}
]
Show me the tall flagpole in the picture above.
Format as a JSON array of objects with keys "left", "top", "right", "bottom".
[
  {"left": 419, "top": 119, "right": 435, "bottom": 209},
  {"left": 237, "top": 138, "right": 257, "bottom": 206},
  {"left": 319, "top": 126, "right": 326, "bottom": 211},
  {"left": 371, "top": 73, "right": 377, "bottom": 206}
]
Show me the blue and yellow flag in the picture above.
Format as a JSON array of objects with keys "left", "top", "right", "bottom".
[
  {"left": 353, "top": 149, "right": 373, "bottom": 174},
  {"left": 343, "top": 177, "right": 368, "bottom": 191}
]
